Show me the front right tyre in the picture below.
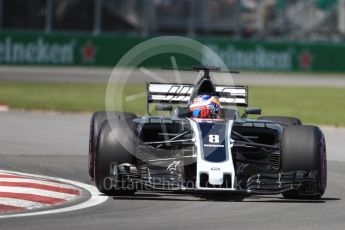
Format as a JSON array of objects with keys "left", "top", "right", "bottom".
[{"left": 281, "top": 125, "right": 327, "bottom": 199}]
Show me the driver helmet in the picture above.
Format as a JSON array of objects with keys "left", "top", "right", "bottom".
[{"left": 189, "top": 95, "right": 222, "bottom": 119}]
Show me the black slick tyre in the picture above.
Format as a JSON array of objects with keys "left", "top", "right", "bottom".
[
  {"left": 281, "top": 125, "right": 327, "bottom": 199},
  {"left": 88, "top": 111, "right": 136, "bottom": 179},
  {"left": 94, "top": 118, "right": 137, "bottom": 196}
]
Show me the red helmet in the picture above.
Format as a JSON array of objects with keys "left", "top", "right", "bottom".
[{"left": 189, "top": 95, "right": 221, "bottom": 119}]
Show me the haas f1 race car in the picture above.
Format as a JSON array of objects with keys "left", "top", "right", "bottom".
[{"left": 88, "top": 66, "right": 327, "bottom": 199}]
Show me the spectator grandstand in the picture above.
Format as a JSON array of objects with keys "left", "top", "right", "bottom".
[{"left": 0, "top": 0, "right": 343, "bottom": 41}]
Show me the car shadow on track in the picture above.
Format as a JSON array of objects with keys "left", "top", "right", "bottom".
[
  {"left": 111, "top": 192, "right": 246, "bottom": 202},
  {"left": 242, "top": 196, "right": 341, "bottom": 204},
  {"left": 111, "top": 193, "right": 341, "bottom": 203}
]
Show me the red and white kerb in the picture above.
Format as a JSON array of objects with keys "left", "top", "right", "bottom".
[{"left": 0, "top": 171, "right": 81, "bottom": 213}]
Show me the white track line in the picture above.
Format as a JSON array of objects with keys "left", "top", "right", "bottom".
[
  {"left": 0, "top": 173, "right": 18, "bottom": 176},
  {"left": 0, "top": 187, "right": 78, "bottom": 200},
  {"left": 0, "top": 178, "right": 81, "bottom": 190},
  {"left": 0, "top": 170, "right": 108, "bottom": 219}
]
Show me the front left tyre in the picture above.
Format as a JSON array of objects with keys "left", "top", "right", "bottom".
[
  {"left": 88, "top": 111, "right": 136, "bottom": 179},
  {"left": 94, "top": 118, "right": 138, "bottom": 196}
]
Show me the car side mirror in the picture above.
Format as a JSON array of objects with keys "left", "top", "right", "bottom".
[{"left": 242, "top": 107, "right": 261, "bottom": 118}]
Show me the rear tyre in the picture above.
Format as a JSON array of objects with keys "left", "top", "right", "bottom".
[
  {"left": 258, "top": 116, "right": 302, "bottom": 127},
  {"left": 88, "top": 111, "right": 136, "bottom": 178},
  {"left": 94, "top": 119, "right": 137, "bottom": 196},
  {"left": 281, "top": 125, "right": 327, "bottom": 199}
]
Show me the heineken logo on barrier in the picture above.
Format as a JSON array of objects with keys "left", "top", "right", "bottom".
[
  {"left": 298, "top": 50, "right": 313, "bottom": 69},
  {"left": 81, "top": 42, "right": 96, "bottom": 63},
  {"left": 204, "top": 44, "right": 293, "bottom": 71},
  {"left": 0, "top": 37, "right": 75, "bottom": 64}
]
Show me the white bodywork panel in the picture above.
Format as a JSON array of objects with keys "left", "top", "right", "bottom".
[{"left": 188, "top": 119, "right": 236, "bottom": 191}]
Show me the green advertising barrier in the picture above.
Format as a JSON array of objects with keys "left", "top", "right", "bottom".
[
  {"left": 1, "top": 31, "right": 345, "bottom": 72},
  {"left": 0, "top": 31, "right": 198, "bottom": 68},
  {"left": 0, "top": 32, "right": 143, "bottom": 66},
  {"left": 200, "top": 37, "right": 345, "bottom": 72}
]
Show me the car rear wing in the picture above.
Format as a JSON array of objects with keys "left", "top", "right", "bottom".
[{"left": 147, "top": 82, "right": 248, "bottom": 109}]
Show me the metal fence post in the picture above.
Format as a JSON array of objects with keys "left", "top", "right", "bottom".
[
  {"left": 0, "top": 0, "right": 3, "bottom": 29},
  {"left": 339, "top": 0, "right": 345, "bottom": 34},
  {"left": 140, "top": 0, "right": 155, "bottom": 36},
  {"left": 234, "top": 0, "right": 242, "bottom": 38},
  {"left": 256, "top": 0, "right": 266, "bottom": 33},
  {"left": 45, "top": 0, "right": 53, "bottom": 33},
  {"left": 188, "top": 0, "right": 196, "bottom": 36},
  {"left": 94, "top": 0, "right": 102, "bottom": 35},
  {"left": 200, "top": 0, "right": 209, "bottom": 34}
]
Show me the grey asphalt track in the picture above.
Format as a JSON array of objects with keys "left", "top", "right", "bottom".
[
  {"left": 0, "top": 111, "right": 344, "bottom": 230},
  {"left": 1, "top": 66, "right": 345, "bottom": 86}
]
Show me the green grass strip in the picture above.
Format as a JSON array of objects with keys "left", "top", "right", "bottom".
[
  {"left": 249, "top": 86, "right": 345, "bottom": 127},
  {"left": 0, "top": 82, "right": 344, "bottom": 126}
]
